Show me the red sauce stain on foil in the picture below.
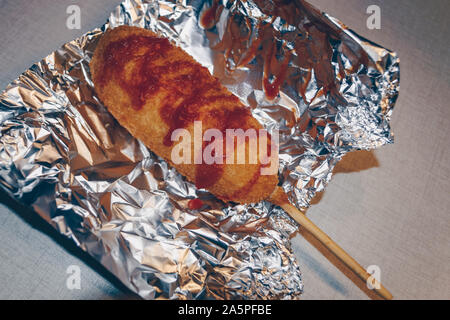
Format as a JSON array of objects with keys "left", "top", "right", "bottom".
[
  {"left": 200, "top": 0, "right": 220, "bottom": 29},
  {"left": 263, "top": 43, "right": 292, "bottom": 101},
  {"left": 187, "top": 198, "right": 204, "bottom": 210}
]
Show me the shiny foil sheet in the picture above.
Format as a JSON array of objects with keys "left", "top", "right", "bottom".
[{"left": 0, "top": 0, "right": 399, "bottom": 299}]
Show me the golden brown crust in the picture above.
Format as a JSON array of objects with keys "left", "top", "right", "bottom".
[{"left": 90, "top": 26, "right": 278, "bottom": 204}]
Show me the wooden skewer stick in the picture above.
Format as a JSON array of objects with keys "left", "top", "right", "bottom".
[{"left": 269, "top": 187, "right": 393, "bottom": 300}]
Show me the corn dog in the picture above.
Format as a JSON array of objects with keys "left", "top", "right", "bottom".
[{"left": 90, "top": 26, "right": 278, "bottom": 203}]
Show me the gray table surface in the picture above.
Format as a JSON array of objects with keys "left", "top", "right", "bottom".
[{"left": 0, "top": 0, "right": 449, "bottom": 300}]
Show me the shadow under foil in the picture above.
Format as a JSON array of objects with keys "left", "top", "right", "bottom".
[
  {"left": 333, "top": 150, "right": 380, "bottom": 174},
  {"left": 299, "top": 150, "right": 383, "bottom": 300},
  {"left": 0, "top": 189, "right": 140, "bottom": 300},
  {"left": 309, "top": 150, "right": 379, "bottom": 206}
]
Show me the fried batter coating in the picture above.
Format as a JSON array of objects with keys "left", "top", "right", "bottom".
[{"left": 90, "top": 26, "right": 278, "bottom": 203}]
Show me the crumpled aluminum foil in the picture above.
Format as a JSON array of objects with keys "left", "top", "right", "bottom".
[{"left": 0, "top": 0, "right": 399, "bottom": 299}]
